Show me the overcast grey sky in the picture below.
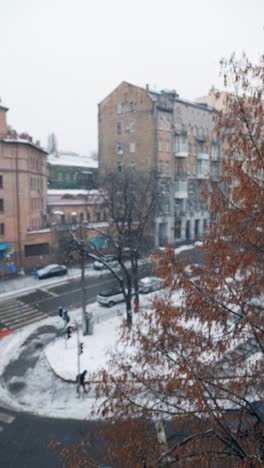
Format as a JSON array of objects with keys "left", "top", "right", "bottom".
[{"left": 0, "top": 0, "right": 263, "bottom": 155}]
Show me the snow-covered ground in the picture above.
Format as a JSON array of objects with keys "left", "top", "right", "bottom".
[
  {"left": 0, "top": 289, "right": 171, "bottom": 420},
  {"left": 0, "top": 280, "right": 262, "bottom": 421}
]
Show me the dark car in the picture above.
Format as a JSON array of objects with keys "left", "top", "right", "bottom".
[{"left": 36, "top": 264, "right": 67, "bottom": 280}]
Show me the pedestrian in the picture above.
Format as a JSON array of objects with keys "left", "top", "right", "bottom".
[{"left": 77, "top": 370, "right": 87, "bottom": 398}]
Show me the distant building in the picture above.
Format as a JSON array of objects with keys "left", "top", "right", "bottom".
[
  {"left": 47, "top": 189, "right": 111, "bottom": 253},
  {"left": 98, "top": 82, "right": 221, "bottom": 245},
  {"left": 0, "top": 102, "right": 54, "bottom": 273},
  {"left": 195, "top": 91, "right": 231, "bottom": 111},
  {"left": 47, "top": 189, "right": 108, "bottom": 226},
  {"left": 47, "top": 134, "right": 98, "bottom": 190}
]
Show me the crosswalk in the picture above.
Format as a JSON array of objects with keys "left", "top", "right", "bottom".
[
  {"left": 0, "top": 298, "right": 48, "bottom": 331},
  {"left": 0, "top": 409, "right": 15, "bottom": 433}
]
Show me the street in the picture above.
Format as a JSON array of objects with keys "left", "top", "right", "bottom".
[
  {"left": 0, "top": 247, "right": 202, "bottom": 332},
  {"left": 0, "top": 246, "right": 203, "bottom": 467},
  {"left": 0, "top": 404, "right": 105, "bottom": 468}
]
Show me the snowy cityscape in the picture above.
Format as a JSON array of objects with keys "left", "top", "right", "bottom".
[{"left": 0, "top": 1, "right": 263, "bottom": 467}]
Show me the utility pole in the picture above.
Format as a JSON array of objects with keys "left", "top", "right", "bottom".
[
  {"left": 80, "top": 225, "right": 88, "bottom": 336},
  {"left": 74, "top": 320, "right": 81, "bottom": 397}
]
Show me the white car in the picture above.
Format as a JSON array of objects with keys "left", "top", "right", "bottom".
[
  {"left": 93, "top": 255, "right": 119, "bottom": 271},
  {"left": 96, "top": 287, "right": 126, "bottom": 307},
  {"left": 139, "top": 276, "right": 163, "bottom": 294}
]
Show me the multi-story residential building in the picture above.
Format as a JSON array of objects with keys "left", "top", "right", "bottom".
[
  {"left": 98, "top": 82, "right": 221, "bottom": 245},
  {"left": 0, "top": 101, "right": 54, "bottom": 273}
]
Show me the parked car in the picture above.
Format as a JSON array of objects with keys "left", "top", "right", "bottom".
[
  {"left": 139, "top": 276, "right": 164, "bottom": 294},
  {"left": 93, "top": 254, "right": 119, "bottom": 271},
  {"left": 96, "top": 287, "right": 125, "bottom": 307},
  {"left": 36, "top": 264, "right": 67, "bottom": 280}
]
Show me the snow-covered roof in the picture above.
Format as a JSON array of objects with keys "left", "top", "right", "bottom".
[
  {"left": 48, "top": 151, "right": 98, "bottom": 168},
  {"left": 48, "top": 189, "right": 100, "bottom": 195},
  {"left": 48, "top": 190, "right": 104, "bottom": 206},
  {"left": 3, "top": 138, "right": 48, "bottom": 154}
]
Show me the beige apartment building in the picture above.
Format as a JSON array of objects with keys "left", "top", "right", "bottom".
[
  {"left": 0, "top": 102, "right": 53, "bottom": 272},
  {"left": 98, "top": 82, "right": 221, "bottom": 245}
]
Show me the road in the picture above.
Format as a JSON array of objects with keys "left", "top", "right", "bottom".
[
  {"left": 0, "top": 404, "right": 106, "bottom": 468},
  {"left": 18, "top": 247, "right": 202, "bottom": 316},
  {"left": 0, "top": 247, "right": 203, "bottom": 333},
  {"left": 0, "top": 247, "right": 208, "bottom": 467}
]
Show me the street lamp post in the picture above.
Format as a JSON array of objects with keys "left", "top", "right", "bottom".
[{"left": 74, "top": 320, "right": 81, "bottom": 397}]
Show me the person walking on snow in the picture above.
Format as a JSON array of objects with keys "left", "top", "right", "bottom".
[{"left": 77, "top": 370, "right": 87, "bottom": 397}]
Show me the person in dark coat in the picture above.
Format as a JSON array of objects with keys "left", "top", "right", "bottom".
[{"left": 77, "top": 370, "right": 87, "bottom": 397}]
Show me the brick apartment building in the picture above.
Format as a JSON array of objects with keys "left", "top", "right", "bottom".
[
  {"left": 0, "top": 102, "right": 55, "bottom": 273},
  {"left": 98, "top": 82, "right": 221, "bottom": 245}
]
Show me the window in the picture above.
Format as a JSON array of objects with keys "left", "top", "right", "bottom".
[
  {"left": 158, "top": 160, "right": 163, "bottom": 174},
  {"left": 175, "top": 159, "right": 185, "bottom": 177},
  {"left": 80, "top": 213, "right": 84, "bottom": 222},
  {"left": 175, "top": 220, "right": 181, "bottom": 238},
  {"left": 165, "top": 161, "right": 170, "bottom": 174},
  {"left": 195, "top": 219, "right": 200, "bottom": 236},
  {"left": 175, "top": 180, "right": 187, "bottom": 193},
  {"left": 175, "top": 134, "right": 188, "bottom": 153},
  {"left": 166, "top": 119, "right": 170, "bottom": 131},
  {"left": 158, "top": 140, "right": 162, "bottom": 152},
  {"left": 0, "top": 199, "right": 4, "bottom": 212},
  {"left": 24, "top": 243, "right": 49, "bottom": 257},
  {"left": 87, "top": 210, "right": 90, "bottom": 222},
  {"left": 130, "top": 142, "right": 136, "bottom": 153},
  {"left": 211, "top": 143, "right": 219, "bottom": 160},
  {"left": 129, "top": 120, "right": 135, "bottom": 132},
  {"left": 117, "top": 142, "right": 123, "bottom": 155},
  {"left": 130, "top": 160, "right": 136, "bottom": 170},
  {"left": 117, "top": 161, "right": 123, "bottom": 172},
  {"left": 0, "top": 223, "right": 4, "bottom": 235},
  {"left": 117, "top": 103, "right": 123, "bottom": 114},
  {"left": 197, "top": 141, "right": 204, "bottom": 154},
  {"left": 0, "top": 175, "right": 3, "bottom": 188},
  {"left": 159, "top": 115, "right": 163, "bottom": 130},
  {"left": 96, "top": 211, "right": 101, "bottom": 222},
  {"left": 197, "top": 159, "right": 209, "bottom": 177},
  {"left": 166, "top": 140, "right": 170, "bottom": 153},
  {"left": 129, "top": 101, "right": 135, "bottom": 112},
  {"left": 117, "top": 122, "right": 122, "bottom": 134}
]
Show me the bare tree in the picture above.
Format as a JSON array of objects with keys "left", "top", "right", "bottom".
[{"left": 69, "top": 168, "right": 161, "bottom": 326}]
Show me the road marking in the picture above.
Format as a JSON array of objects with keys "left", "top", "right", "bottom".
[
  {"left": 38, "top": 288, "right": 58, "bottom": 298},
  {"left": 0, "top": 412, "right": 15, "bottom": 424},
  {"left": 0, "top": 426, "right": 3, "bottom": 431}
]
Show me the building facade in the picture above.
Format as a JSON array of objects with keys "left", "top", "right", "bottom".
[
  {"left": 48, "top": 189, "right": 108, "bottom": 226},
  {"left": 48, "top": 151, "right": 98, "bottom": 190},
  {"left": 0, "top": 103, "right": 55, "bottom": 273},
  {"left": 98, "top": 82, "right": 221, "bottom": 245}
]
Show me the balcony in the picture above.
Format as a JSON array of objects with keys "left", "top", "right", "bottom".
[
  {"left": 197, "top": 172, "right": 209, "bottom": 179},
  {"left": 197, "top": 152, "right": 209, "bottom": 160},
  {"left": 174, "top": 150, "right": 188, "bottom": 158},
  {"left": 175, "top": 180, "right": 188, "bottom": 198}
]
